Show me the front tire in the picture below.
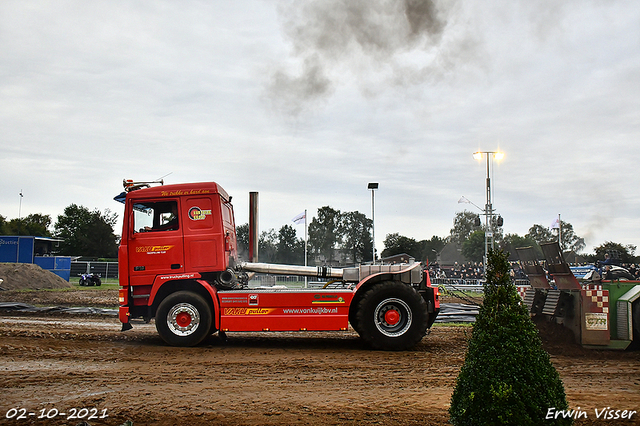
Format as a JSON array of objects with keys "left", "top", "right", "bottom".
[
  {"left": 156, "top": 291, "right": 212, "bottom": 347},
  {"left": 355, "top": 281, "right": 429, "bottom": 350}
]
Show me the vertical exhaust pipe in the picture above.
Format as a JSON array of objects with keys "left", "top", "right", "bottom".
[{"left": 249, "top": 191, "right": 259, "bottom": 263}]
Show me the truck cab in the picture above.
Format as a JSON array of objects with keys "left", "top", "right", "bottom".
[{"left": 118, "top": 182, "right": 238, "bottom": 320}]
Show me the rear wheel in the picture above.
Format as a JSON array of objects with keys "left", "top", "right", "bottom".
[
  {"left": 355, "top": 281, "right": 428, "bottom": 350},
  {"left": 349, "top": 301, "right": 362, "bottom": 335},
  {"left": 156, "top": 291, "right": 212, "bottom": 347}
]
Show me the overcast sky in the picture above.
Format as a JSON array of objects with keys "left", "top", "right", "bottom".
[{"left": 1, "top": 0, "right": 639, "bottom": 255}]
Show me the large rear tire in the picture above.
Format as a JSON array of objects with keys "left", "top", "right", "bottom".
[
  {"left": 349, "top": 304, "right": 362, "bottom": 335},
  {"left": 156, "top": 291, "right": 212, "bottom": 347},
  {"left": 355, "top": 281, "right": 429, "bottom": 350}
]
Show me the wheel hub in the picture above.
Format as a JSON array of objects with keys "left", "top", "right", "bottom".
[
  {"left": 175, "top": 311, "right": 192, "bottom": 328},
  {"left": 167, "top": 303, "right": 201, "bottom": 336},
  {"left": 384, "top": 309, "right": 401, "bottom": 325},
  {"left": 374, "top": 298, "right": 412, "bottom": 337}
]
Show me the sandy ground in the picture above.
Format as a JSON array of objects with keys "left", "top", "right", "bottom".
[{"left": 0, "top": 290, "right": 639, "bottom": 426}]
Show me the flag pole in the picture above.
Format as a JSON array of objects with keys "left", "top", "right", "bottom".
[
  {"left": 558, "top": 213, "right": 561, "bottom": 249},
  {"left": 293, "top": 210, "right": 309, "bottom": 288},
  {"left": 304, "top": 209, "right": 308, "bottom": 288}
]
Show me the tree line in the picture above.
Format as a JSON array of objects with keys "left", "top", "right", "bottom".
[
  {"left": 0, "top": 205, "right": 119, "bottom": 259},
  {"left": 3, "top": 204, "right": 636, "bottom": 265},
  {"left": 236, "top": 206, "right": 374, "bottom": 265},
  {"left": 444, "top": 210, "right": 637, "bottom": 264}
]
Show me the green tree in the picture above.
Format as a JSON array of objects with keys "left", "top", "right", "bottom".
[
  {"left": 450, "top": 211, "right": 482, "bottom": 245},
  {"left": 500, "top": 233, "right": 542, "bottom": 260},
  {"left": 54, "top": 204, "right": 118, "bottom": 258},
  {"left": 421, "top": 235, "right": 447, "bottom": 263},
  {"left": 259, "top": 228, "right": 278, "bottom": 263},
  {"left": 1, "top": 213, "right": 52, "bottom": 237},
  {"left": 556, "top": 221, "right": 584, "bottom": 253},
  {"left": 276, "top": 224, "right": 304, "bottom": 265},
  {"left": 527, "top": 221, "right": 584, "bottom": 253},
  {"left": 589, "top": 241, "right": 637, "bottom": 264},
  {"left": 381, "top": 233, "right": 422, "bottom": 260},
  {"left": 450, "top": 249, "right": 570, "bottom": 426},
  {"left": 461, "top": 229, "right": 485, "bottom": 263},
  {"left": 235, "top": 223, "right": 250, "bottom": 261},
  {"left": 526, "top": 224, "right": 555, "bottom": 246},
  {"left": 308, "top": 206, "right": 341, "bottom": 263},
  {"left": 340, "top": 211, "right": 373, "bottom": 263}
]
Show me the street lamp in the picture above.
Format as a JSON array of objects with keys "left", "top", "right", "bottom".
[
  {"left": 472, "top": 151, "right": 504, "bottom": 269},
  {"left": 368, "top": 182, "right": 378, "bottom": 264}
]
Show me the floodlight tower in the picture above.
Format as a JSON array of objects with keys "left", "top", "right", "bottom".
[{"left": 473, "top": 151, "right": 504, "bottom": 267}]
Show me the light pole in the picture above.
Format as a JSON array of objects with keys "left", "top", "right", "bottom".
[
  {"left": 472, "top": 151, "right": 504, "bottom": 269},
  {"left": 368, "top": 182, "right": 378, "bottom": 264},
  {"left": 18, "top": 190, "right": 23, "bottom": 236}
]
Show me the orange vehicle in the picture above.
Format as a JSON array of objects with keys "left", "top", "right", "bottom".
[{"left": 116, "top": 180, "right": 439, "bottom": 350}]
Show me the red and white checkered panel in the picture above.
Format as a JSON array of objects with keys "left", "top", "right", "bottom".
[
  {"left": 582, "top": 289, "right": 609, "bottom": 314},
  {"left": 517, "top": 286, "right": 529, "bottom": 300}
]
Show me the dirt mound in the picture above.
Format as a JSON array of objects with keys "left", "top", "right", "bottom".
[
  {"left": 0, "top": 289, "right": 117, "bottom": 308},
  {"left": 0, "top": 263, "right": 72, "bottom": 290},
  {"left": 531, "top": 314, "right": 595, "bottom": 356}
]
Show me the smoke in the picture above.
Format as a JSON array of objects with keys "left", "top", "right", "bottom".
[{"left": 266, "top": 0, "right": 455, "bottom": 115}]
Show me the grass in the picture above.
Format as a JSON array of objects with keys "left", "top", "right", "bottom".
[
  {"left": 434, "top": 322, "right": 474, "bottom": 327},
  {"left": 6, "top": 282, "right": 120, "bottom": 293}
]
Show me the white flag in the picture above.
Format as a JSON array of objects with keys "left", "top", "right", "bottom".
[
  {"left": 550, "top": 217, "right": 560, "bottom": 229},
  {"left": 292, "top": 211, "right": 306, "bottom": 225}
]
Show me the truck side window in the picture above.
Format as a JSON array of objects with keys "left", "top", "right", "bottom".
[{"left": 133, "top": 201, "right": 179, "bottom": 232}]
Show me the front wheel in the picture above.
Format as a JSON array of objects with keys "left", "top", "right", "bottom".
[
  {"left": 355, "top": 281, "right": 429, "bottom": 350},
  {"left": 156, "top": 291, "right": 212, "bottom": 347}
]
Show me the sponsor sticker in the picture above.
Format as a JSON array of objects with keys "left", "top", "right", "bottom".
[
  {"left": 223, "top": 308, "right": 276, "bottom": 316},
  {"left": 136, "top": 245, "right": 174, "bottom": 254},
  {"left": 312, "top": 297, "right": 345, "bottom": 304},
  {"left": 585, "top": 312, "right": 608, "bottom": 330},
  {"left": 188, "top": 206, "right": 212, "bottom": 221}
]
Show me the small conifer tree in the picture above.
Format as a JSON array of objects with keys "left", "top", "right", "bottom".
[{"left": 449, "top": 249, "right": 571, "bottom": 426}]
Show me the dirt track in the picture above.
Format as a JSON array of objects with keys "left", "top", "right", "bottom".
[{"left": 0, "top": 290, "right": 639, "bottom": 426}]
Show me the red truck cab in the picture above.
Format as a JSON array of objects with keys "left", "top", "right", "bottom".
[{"left": 119, "top": 182, "right": 237, "bottom": 325}]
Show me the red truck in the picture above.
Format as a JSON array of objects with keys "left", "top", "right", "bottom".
[{"left": 116, "top": 180, "right": 439, "bottom": 350}]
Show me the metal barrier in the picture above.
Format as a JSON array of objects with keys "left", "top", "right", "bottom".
[
  {"left": 432, "top": 278, "right": 531, "bottom": 293},
  {"left": 70, "top": 261, "right": 118, "bottom": 280}
]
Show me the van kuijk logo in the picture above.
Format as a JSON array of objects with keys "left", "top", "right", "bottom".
[{"left": 188, "top": 206, "right": 212, "bottom": 221}]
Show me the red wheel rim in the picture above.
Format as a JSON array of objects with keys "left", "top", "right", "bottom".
[
  {"left": 384, "top": 309, "right": 401, "bottom": 325},
  {"left": 175, "top": 312, "right": 192, "bottom": 328}
]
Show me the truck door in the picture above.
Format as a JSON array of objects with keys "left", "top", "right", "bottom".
[
  {"left": 183, "top": 195, "right": 225, "bottom": 272},
  {"left": 128, "top": 199, "right": 185, "bottom": 287}
]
